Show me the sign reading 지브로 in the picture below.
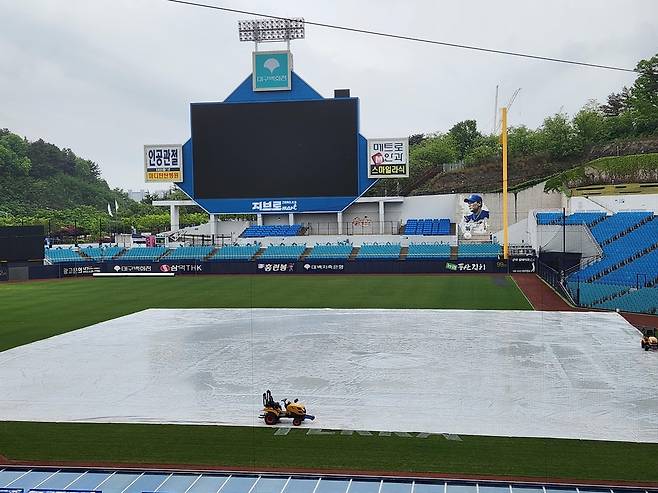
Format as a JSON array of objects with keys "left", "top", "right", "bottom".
[
  {"left": 144, "top": 144, "right": 183, "bottom": 182},
  {"left": 367, "top": 138, "right": 409, "bottom": 178}
]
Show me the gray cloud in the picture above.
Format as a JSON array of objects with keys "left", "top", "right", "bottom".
[{"left": 0, "top": 0, "right": 656, "bottom": 191}]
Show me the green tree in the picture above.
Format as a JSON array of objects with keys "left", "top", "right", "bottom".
[
  {"left": 409, "top": 134, "right": 459, "bottom": 169},
  {"left": 627, "top": 53, "right": 658, "bottom": 135},
  {"left": 408, "top": 133, "right": 426, "bottom": 147},
  {"left": 508, "top": 125, "right": 540, "bottom": 157},
  {"left": 600, "top": 87, "right": 630, "bottom": 117},
  {"left": 537, "top": 113, "right": 578, "bottom": 159},
  {"left": 448, "top": 120, "right": 480, "bottom": 160},
  {"left": 463, "top": 134, "right": 499, "bottom": 164},
  {"left": 572, "top": 101, "right": 609, "bottom": 152},
  {"left": 0, "top": 134, "right": 31, "bottom": 175}
]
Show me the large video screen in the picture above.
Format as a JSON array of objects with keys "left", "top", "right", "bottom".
[
  {"left": 191, "top": 99, "right": 359, "bottom": 199},
  {"left": 0, "top": 226, "right": 44, "bottom": 262}
]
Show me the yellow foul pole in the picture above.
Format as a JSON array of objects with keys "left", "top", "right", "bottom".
[{"left": 501, "top": 107, "right": 509, "bottom": 260}]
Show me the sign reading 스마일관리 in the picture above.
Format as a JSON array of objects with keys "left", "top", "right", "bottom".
[
  {"left": 144, "top": 144, "right": 183, "bottom": 182},
  {"left": 367, "top": 138, "right": 409, "bottom": 178}
]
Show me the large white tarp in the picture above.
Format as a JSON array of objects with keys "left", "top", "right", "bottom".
[{"left": 0, "top": 308, "right": 656, "bottom": 442}]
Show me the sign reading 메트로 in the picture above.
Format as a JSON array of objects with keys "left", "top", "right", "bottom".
[
  {"left": 144, "top": 144, "right": 183, "bottom": 182},
  {"left": 253, "top": 51, "right": 292, "bottom": 91},
  {"left": 367, "top": 138, "right": 409, "bottom": 178}
]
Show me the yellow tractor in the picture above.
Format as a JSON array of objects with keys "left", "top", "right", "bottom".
[
  {"left": 641, "top": 328, "right": 658, "bottom": 351},
  {"left": 260, "top": 390, "right": 315, "bottom": 426}
]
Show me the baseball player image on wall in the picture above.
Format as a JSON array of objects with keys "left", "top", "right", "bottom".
[{"left": 460, "top": 194, "right": 490, "bottom": 239}]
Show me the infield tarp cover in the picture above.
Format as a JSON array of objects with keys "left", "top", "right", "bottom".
[{"left": 0, "top": 308, "right": 656, "bottom": 442}]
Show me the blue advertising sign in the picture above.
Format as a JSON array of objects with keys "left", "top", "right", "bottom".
[{"left": 253, "top": 51, "right": 291, "bottom": 91}]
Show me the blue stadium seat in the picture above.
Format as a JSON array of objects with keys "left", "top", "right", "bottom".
[
  {"left": 241, "top": 224, "right": 303, "bottom": 238},
  {"left": 119, "top": 247, "right": 167, "bottom": 261},
  {"left": 307, "top": 243, "right": 353, "bottom": 260},
  {"left": 211, "top": 244, "right": 260, "bottom": 261},
  {"left": 407, "top": 243, "right": 451, "bottom": 260},
  {"left": 44, "top": 247, "right": 87, "bottom": 263},
  {"left": 457, "top": 243, "right": 501, "bottom": 258},
  {"left": 165, "top": 246, "right": 214, "bottom": 261},
  {"left": 404, "top": 218, "right": 451, "bottom": 236},
  {"left": 260, "top": 244, "right": 306, "bottom": 261},
  {"left": 356, "top": 243, "right": 401, "bottom": 260}
]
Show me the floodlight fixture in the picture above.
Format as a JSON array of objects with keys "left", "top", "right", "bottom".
[{"left": 238, "top": 17, "right": 305, "bottom": 44}]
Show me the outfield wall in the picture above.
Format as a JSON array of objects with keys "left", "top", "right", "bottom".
[{"left": 8, "top": 257, "right": 536, "bottom": 280}]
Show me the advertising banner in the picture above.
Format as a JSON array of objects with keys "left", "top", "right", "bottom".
[
  {"left": 144, "top": 144, "right": 183, "bottom": 182},
  {"left": 509, "top": 257, "right": 536, "bottom": 273},
  {"left": 367, "top": 138, "right": 409, "bottom": 178},
  {"left": 459, "top": 193, "right": 490, "bottom": 239},
  {"left": 256, "top": 262, "right": 296, "bottom": 273}
]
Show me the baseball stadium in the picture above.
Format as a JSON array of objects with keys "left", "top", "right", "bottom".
[{"left": 2, "top": 9, "right": 658, "bottom": 493}]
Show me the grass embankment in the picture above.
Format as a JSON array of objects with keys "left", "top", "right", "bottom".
[
  {"left": 544, "top": 153, "right": 658, "bottom": 194},
  {"left": 0, "top": 275, "right": 530, "bottom": 352},
  {"left": 2, "top": 422, "right": 658, "bottom": 483}
]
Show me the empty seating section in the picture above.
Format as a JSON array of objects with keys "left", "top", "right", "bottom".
[
  {"left": 563, "top": 212, "right": 606, "bottom": 225},
  {"left": 166, "top": 246, "right": 214, "bottom": 260},
  {"left": 307, "top": 244, "right": 353, "bottom": 260},
  {"left": 404, "top": 218, "right": 450, "bottom": 235},
  {"left": 567, "top": 281, "right": 627, "bottom": 307},
  {"left": 357, "top": 243, "right": 401, "bottom": 260},
  {"left": 535, "top": 212, "right": 563, "bottom": 225},
  {"left": 569, "top": 256, "right": 620, "bottom": 282},
  {"left": 589, "top": 211, "right": 652, "bottom": 243},
  {"left": 260, "top": 244, "right": 306, "bottom": 261},
  {"left": 565, "top": 211, "right": 658, "bottom": 313},
  {"left": 598, "top": 250, "right": 658, "bottom": 286},
  {"left": 458, "top": 243, "right": 501, "bottom": 258},
  {"left": 407, "top": 243, "right": 451, "bottom": 259},
  {"left": 45, "top": 247, "right": 85, "bottom": 263},
  {"left": 575, "top": 219, "right": 658, "bottom": 284},
  {"left": 242, "top": 224, "right": 302, "bottom": 237},
  {"left": 535, "top": 211, "right": 605, "bottom": 226},
  {"left": 120, "top": 247, "right": 167, "bottom": 261},
  {"left": 596, "top": 287, "right": 658, "bottom": 314},
  {"left": 212, "top": 244, "right": 259, "bottom": 261},
  {"left": 82, "top": 246, "right": 124, "bottom": 261}
]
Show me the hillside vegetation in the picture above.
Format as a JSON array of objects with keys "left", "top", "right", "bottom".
[
  {"left": 0, "top": 129, "right": 208, "bottom": 237},
  {"left": 370, "top": 53, "right": 658, "bottom": 196},
  {"left": 545, "top": 153, "right": 658, "bottom": 194}
]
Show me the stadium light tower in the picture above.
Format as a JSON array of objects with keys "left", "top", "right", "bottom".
[{"left": 238, "top": 17, "right": 305, "bottom": 51}]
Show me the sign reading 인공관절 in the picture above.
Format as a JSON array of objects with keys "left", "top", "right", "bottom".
[
  {"left": 253, "top": 51, "right": 292, "bottom": 91},
  {"left": 144, "top": 145, "right": 183, "bottom": 182},
  {"left": 367, "top": 138, "right": 409, "bottom": 178}
]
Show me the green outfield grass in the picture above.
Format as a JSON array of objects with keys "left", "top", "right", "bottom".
[
  {"left": 5, "top": 274, "right": 651, "bottom": 483},
  {"left": 0, "top": 275, "right": 531, "bottom": 352},
  {"left": 1, "top": 421, "right": 658, "bottom": 482}
]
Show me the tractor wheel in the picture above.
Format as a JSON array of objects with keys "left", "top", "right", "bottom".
[
  {"left": 292, "top": 417, "right": 302, "bottom": 426},
  {"left": 645, "top": 346, "right": 649, "bottom": 351},
  {"left": 264, "top": 412, "right": 278, "bottom": 425}
]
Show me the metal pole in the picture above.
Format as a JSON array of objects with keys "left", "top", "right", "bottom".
[
  {"left": 501, "top": 107, "right": 509, "bottom": 260},
  {"left": 561, "top": 207, "right": 566, "bottom": 278}
]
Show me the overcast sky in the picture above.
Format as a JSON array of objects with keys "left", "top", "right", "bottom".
[{"left": 1, "top": 0, "right": 656, "bottom": 192}]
